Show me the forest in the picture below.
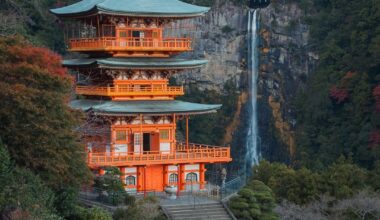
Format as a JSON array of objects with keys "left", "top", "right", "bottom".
[{"left": 0, "top": 0, "right": 379, "bottom": 219}]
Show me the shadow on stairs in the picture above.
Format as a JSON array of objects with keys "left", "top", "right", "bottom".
[{"left": 161, "top": 203, "right": 233, "bottom": 220}]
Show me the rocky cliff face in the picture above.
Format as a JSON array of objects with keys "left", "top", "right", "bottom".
[
  {"left": 177, "top": 1, "right": 318, "bottom": 168},
  {"left": 176, "top": 1, "right": 247, "bottom": 91},
  {"left": 258, "top": 2, "right": 318, "bottom": 162}
]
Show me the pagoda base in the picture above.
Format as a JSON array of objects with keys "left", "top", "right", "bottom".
[{"left": 97, "top": 163, "right": 207, "bottom": 193}]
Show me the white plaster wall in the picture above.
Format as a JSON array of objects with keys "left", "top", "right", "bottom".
[
  {"left": 168, "top": 165, "right": 178, "bottom": 171},
  {"left": 160, "top": 142, "right": 170, "bottom": 153},
  {"left": 125, "top": 167, "right": 137, "bottom": 173},
  {"left": 185, "top": 164, "right": 200, "bottom": 170},
  {"left": 114, "top": 144, "right": 128, "bottom": 153}
]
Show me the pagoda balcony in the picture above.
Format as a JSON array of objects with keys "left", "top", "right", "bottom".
[
  {"left": 87, "top": 143, "right": 231, "bottom": 168},
  {"left": 76, "top": 85, "right": 184, "bottom": 100},
  {"left": 68, "top": 37, "right": 192, "bottom": 54}
]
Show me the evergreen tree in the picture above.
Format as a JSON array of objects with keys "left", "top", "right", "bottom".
[
  {"left": 296, "top": 0, "right": 380, "bottom": 169},
  {"left": 230, "top": 180, "right": 278, "bottom": 220},
  {"left": 0, "top": 139, "right": 60, "bottom": 219}
]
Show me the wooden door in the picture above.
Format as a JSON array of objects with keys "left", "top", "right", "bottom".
[
  {"left": 145, "top": 165, "right": 164, "bottom": 192},
  {"left": 151, "top": 133, "right": 160, "bottom": 152}
]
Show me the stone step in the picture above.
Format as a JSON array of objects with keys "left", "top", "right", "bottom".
[
  {"left": 166, "top": 207, "right": 226, "bottom": 212},
  {"left": 168, "top": 209, "right": 229, "bottom": 214},
  {"left": 162, "top": 202, "right": 232, "bottom": 220},
  {"left": 175, "top": 217, "right": 231, "bottom": 220},
  {"left": 172, "top": 212, "right": 229, "bottom": 217},
  {"left": 172, "top": 214, "right": 230, "bottom": 218},
  {"left": 164, "top": 203, "right": 222, "bottom": 207},
  {"left": 164, "top": 203, "right": 222, "bottom": 210}
]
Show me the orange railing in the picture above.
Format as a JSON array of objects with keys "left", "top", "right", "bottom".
[
  {"left": 76, "top": 85, "right": 184, "bottom": 98},
  {"left": 87, "top": 143, "right": 231, "bottom": 167},
  {"left": 68, "top": 37, "right": 192, "bottom": 52}
]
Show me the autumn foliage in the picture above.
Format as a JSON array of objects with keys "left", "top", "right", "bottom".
[
  {"left": 7, "top": 45, "right": 68, "bottom": 76},
  {"left": 0, "top": 36, "right": 90, "bottom": 189},
  {"left": 329, "top": 85, "right": 349, "bottom": 103},
  {"left": 373, "top": 85, "right": 380, "bottom": 113}
]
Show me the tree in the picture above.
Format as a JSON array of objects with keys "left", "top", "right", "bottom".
[
  {"left": 0, "top": 139, "right": 60, "bottom": 219},
  {"left": 333, "top": 191, "right": 380, "bottom": 220},
  {"left": 253, "top": 161, "right": 319, "bottom": 204},
  {"left": 113, "top": 196, "right": 164, "bottom": 220},
  {"left": 320, "top": 156, "right": 368, "bottom": 199},
  {"left": 229, "top": 180, "right": 278, "bottom": 220},
  {"left": 369, "top": 161, "right": 380, "bottom": 191},
  {"left": 71, "top": 206, "right": 112, "bottom": 220},
  {"left": 0, "top": 36, "right": 91, "bottom": 190},
  {"left": 274, "top": 196, "right": 331, "bottom": 220},
  {"left": 94, "top": 167, "right": 126, "bottom": 205},
  {"left": 296, "top": 0, "right": 380, "bottom": 169},
  {"left": 0, "top": 36, "right": 92, "bottom": 218}
]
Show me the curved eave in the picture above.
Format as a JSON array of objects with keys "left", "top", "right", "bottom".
[
  {"left": 50, "top": 0, "right": 210, "bottom": 19},
  {"left": 50, "top": 9, "right": 208, "bottom": 19},
  {"left": 70, "top": 100, "right": 221, "bottom": 116},
  {"left": 63, "top": 58, "right": 208, "bottom": 70}
]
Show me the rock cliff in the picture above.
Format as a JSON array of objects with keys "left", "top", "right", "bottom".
[
  {"left": 177, "top": 1, "right": 318, "bottom": 168},
  {"left": 176, "top": 1, "right": 247, "bottom": 91},
  {"left": 258, "top": 2, "right": 318, "bottom": 162}
]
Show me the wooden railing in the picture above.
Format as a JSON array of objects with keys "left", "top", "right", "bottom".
[
  {"left": 76, "top": 85, "right": 184, "bottom": 98},
  {"left": 68, "top": 37, "right": 192, "bottom": 52},
  {"left": 87, "top": 143, "right": 231, "bottom": 167}
]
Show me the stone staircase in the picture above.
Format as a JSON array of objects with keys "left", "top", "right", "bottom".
[{"left": 162, "top": 203, "right": 233, "bottom": 220}]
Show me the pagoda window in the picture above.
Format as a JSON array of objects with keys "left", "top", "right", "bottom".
[
  {"left": 186, "top": 173, "right": 198, "bottom": 182},
  {"left": 160, "top": 130, "right": 169, "bottom": 140},
  {"left": 119, "top": 31, "right": 127, "bottom": 38},
  {"left": 102, "top": 25, "right": 115, "bottom": 37},
  {"left": 169, "top": 173, "right": 178, "bottom": 184},
  {"left": 132, "top": 31, "right": 140, "bottom": 38},
  {"left": 134, "top": 133, "right": 142, "bottom": 146},
  {"left": 126, "top": 176, "right": 136, "bottom": 186},
  {"left": 116, "top": 130, "right": 127, "bottom": 142}
]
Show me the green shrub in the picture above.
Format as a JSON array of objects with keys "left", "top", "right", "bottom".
[
  {"left": 229, "top": 180, "right": 278, "bottom": 220},
  {"left": 124, "top": 194, "right": 136, "bottom": 206},
  {"left": 71, "top": 206, "right": 112, "bottom": 220}
]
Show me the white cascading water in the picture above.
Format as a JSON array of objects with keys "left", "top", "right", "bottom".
[{"left": 245, "top": 9, "right": 260, "bottom": 172}]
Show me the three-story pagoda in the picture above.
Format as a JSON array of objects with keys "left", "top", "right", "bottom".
[{"left": 51, "top": 0, "right": 232, "bottom": 193}]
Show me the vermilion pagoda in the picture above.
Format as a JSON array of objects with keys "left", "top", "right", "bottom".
[{"left": 51, "top": 0, "right": 231, "bottom": 193}]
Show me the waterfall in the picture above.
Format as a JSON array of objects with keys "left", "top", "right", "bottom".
[{"left": 245, "top": 9, "right": 260, "bottom": 174}]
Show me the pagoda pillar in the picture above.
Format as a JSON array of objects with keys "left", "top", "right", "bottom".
[
  {"left": 163, "top": 165, "right": 169, "bottom": 188},
  {"left": 99, "top": 168, "right": 106, "bottom": 176},
  {"left": 199, "top": 163, "right": 206, "bottom": 190},
  {"left": 186, "top": 115, "right": 189, "bottom": 151},
  {"left": 139, "top": 114, "right": 143, "bottom": 154},
  {"left": 172, "top": 114, "right": 176, "bottom": 153},
  {"left": 137, "top": 166, "right": 144, "bottom": 192},
  {"left": 177, "top": 164, "right": 185, "bottom": 193},
  {"left": 143, "top": 166, "right": 147, "bottom": 197},
  {"left": 120, "top": 167, "right": 126, "bottom": 186}
]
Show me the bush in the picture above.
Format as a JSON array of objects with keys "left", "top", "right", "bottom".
[
  {"left": 229, "top": 180, "right": 278, "bottom": 220},
  {"left": 71, "top": 206, "right": 112, "bottom": 220},
  {"left": 113, "top": 196, "right": 162, "bottom": 220},
  {"left": 253, "top": 158, "right": 374, "bottom": 204},
  {"left": 124, "top": 194, "right": 136, "bottom": 206},
  {"left": 94, "top": 167, "right": 127, "bottom": 205}
]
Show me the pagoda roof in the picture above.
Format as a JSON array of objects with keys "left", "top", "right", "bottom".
[
  {"left": 70, "top": 100, "right": 221, "bottom": 116},
  {"left": 63, "top": 58, "right": 208, "bottom": 69},
  {"left": 50, "top": 0, "right": 210, "bottom": 18}
]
